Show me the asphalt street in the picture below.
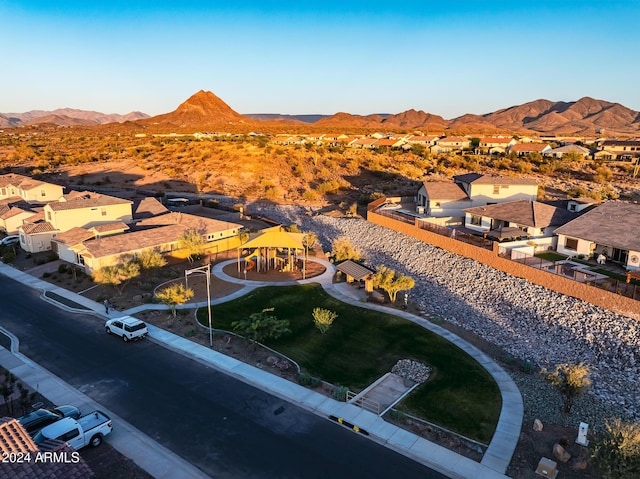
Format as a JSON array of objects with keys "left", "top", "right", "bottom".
[{"left": 0, "top": 278, "right": 447, "bottom": 479}]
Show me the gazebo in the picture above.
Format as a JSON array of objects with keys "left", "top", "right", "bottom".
[
  {"left": 237, "top": 226, "right": 308, "bottom": 277},
  {"left": 484, "top": 226, "right": 530, "bottom": 242},
  {"left": 336, "top": 259, "right": 375, "bottom": 293}
]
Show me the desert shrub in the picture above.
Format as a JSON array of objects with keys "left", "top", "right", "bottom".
[
  {"left": 42, "top": 272, "right": 51, "bottom": 278},
  {"left": 592, "top": 418, "right": 640, "bottom": 479},
  {"left": 46, "top": 253, "right": 58, "bottom": 262},
  {"left": 57, "top": 264, "right": 68, "bottom": 274},
  {"left": 184, "top": 329, "right": 197, "bottom": 338},
  {"left": 332, "top": 385, "right": 349, "bottom": 402},
  {"left": 2, "top": 251, "right": 16, "bottom": 263},
  {"left": 298, "top": 372, "right": 312, "bottom": 386},
  {"left": 520, "top": 360, "right": 536, "bottom": 374}
]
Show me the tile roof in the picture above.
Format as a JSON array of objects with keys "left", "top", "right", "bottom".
[
  {"left": 463, "top": 200, "right": 577, "bottom": 228},
  {"left": 547, "top": 144, "right": 590, "bottom": 155},
  {"left": 0, "top": 417, "right": 94, "bottom": 479},
  {"left": 0, "top": 417, "right": 38, "bottom": 454},
  {"left": 554, "top": 201, "right": 640, "bottom": 252},
  {"left": 53, "top": 227, "right": 95, "bottom": 246},
  {"left": 0, "top": 174, "right": 46, "bottom": 190},
  {"left": 421, "top": 181, "right": 470, "bottom": 201},
  {"left": 454, "top": 173, "right": 538, "bottom": 186},
  {"left": 21, "top": 221, "right": 57, "bottom": 234},
  {"left": 137, "top": 212, "right": 240, "bottom": 232},
  {"left": 133, "top": 197, "right": 169, "bottom": 219},
  {"left": 91, "top": 222, "right": 129, "bottom": 234},
  {"left": 48, "top": 193, "right": 132, "bottom": 211},
  {"left": 509, "top": 143, "right": 551, "bottom": 152},
  {"left": 81, "top": 223, "right": 188, "bottom": 258},
  {"left": 480, "top": 137, "right": 513, "bottom": 144}
]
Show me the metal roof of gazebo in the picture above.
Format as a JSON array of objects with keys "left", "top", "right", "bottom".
[
  {"left": 336, "top": 260, "right": 375, "bottom": 281},
  {"left": 241, "top": 230, "right": 306, "bottom": 250}
]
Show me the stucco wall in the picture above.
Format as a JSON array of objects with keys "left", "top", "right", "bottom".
[{"left": 368, "top": 210, "right": 640, "bottom": 318}]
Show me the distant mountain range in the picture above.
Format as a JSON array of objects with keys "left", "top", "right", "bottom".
[
  {"left": 0, "top": 108, "right": 149, "bottom": 128},
  {"left": 3, "top": 90, "right": 640, "bottom": 135}
]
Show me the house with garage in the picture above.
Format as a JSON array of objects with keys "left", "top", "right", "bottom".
[
  {"left": 553, "top": 201, "right": 640, "bottom": 270},
  {"left": 430, "top": 136, "right": 470, "bottom": 154},
  {"left": 543, "top": 144, "right": 591, "bottom": 159},
  {"left": 18, "top": 192, "right": 133, "bottom": 253},
  {"left": 508, "top": 143, "right": 552, "bottom": 156},
  {"left": 462, "top": 200, "right": 578, "bottom": 244},
  {"left": 0, "top": 198, "right": 39, "bottom": 234},
  {"left": 0, "top": 174, "right": 64, "bottom": 203},
  {"left": 598, "top": 140, "right": 640, "bottom": 161},
  {"left": 478, "top": 137, "right": 517, "bottom": 155},
  {"left": 53, "top": 212, "right": 242, "bottom": 273},
  {"left": 416, "top": 173, "right": 539, "bottom": 225}
]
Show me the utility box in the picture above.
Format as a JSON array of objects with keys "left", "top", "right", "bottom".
[
  {"left": 535, "top": 457, "right": 558, "bottom": 478},
  {"left": 576, "top": 422, "right": 589, "bottom": 446}
]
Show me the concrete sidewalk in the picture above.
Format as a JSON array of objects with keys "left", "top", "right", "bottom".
[{"left": 0, "top": 260, "right": 521, "bottom": 479}]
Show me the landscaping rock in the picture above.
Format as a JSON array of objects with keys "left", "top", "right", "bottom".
[
  {"left": 553, "top": 443, "right": 571, "bottom": 463},
  {"left": 391, "top": 359, "right": 432, "bottom": 384},
  {"left": 533, "top": 419, "right": 543, "bottom": 432}
]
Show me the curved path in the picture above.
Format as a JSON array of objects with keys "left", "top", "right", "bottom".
[
  {"left": 211, "top": 258, "right": 523, "bottom": 475},
  {"left": 0, "top": 259, "right": 521, "bottom": 479}
]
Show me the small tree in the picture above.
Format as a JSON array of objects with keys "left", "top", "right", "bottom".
[
  {"left": 232, "top": 308, "right": 290, "bottom": 349},
  {"left": 155, "top": 283, "right": 194, "bottom": 317},
  {"left": 179, "top": 228, "right": 205, "bottom": 263},
  {"left": 0, "top": 368, "right": 17, "bottom": 415},
  {"left": 592, "top": 418, "right": 640, "bottom": 479},
  {"left": 372, "top": 265, "right": 415, "bottom": 303},
  {"left": 136, "top": 248, "right": 167, "bottom": 271},
  {"left": 92, "top": 257, "right": 140, "bottom": 294},
  {"left": 303, "top": 232, "right": 318, "bottom": 251},
  {"left": 313, "top": 308, "right": 337, "bottom": 334},
  {"left": 543, "top": 362, "right": 591, "bottom": 414},
  {"left": 331, "top": 237, "right": 362, "bottom": 262}
]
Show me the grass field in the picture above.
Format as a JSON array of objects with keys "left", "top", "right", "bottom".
[{"left": 199, "top": 283, "right": 501, "bottom": 442}]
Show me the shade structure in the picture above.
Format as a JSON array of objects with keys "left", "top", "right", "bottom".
[
  {"left": 241, "top": 230, "right": 306, "bottom": 250},
  {"left": 484, "top": 226, "right": 530, "bottom": 241}
]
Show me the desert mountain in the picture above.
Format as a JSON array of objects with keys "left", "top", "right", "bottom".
[
  {"left": 142, "top": 90, "right": 252, "bottom": 127},
  {"left": 3, "top": 92, "right": 640, "bottom": 135},
  {"left": 381, "top": 109, "right": 447, "bottom": 130},
  {"left": 1, "top": 108, "right": 148, "bottom": 127}
]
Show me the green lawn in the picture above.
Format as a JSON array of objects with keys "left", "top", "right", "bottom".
[
  {"left": 535, "top": 252, "right": 568, "bottom": 262},
  {"left": 199, "top": 284, "right": 501, "bottom": 443}
]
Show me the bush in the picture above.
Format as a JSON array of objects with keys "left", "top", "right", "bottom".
[
  {"left": 332, "top": 385, "right": 348, "bottom": 402},
  {"left": 46, "top": 253, "right": 58, "bottom": 262},
  {"left": 42, "top": 272, "right": 51, "bottom": 278},
  {"left": 2, "top": 250, "right": 16, "bottom": 263},
  {"left": 184, "top": 329, "right": 197, "bottom": 338},
  {"left": 520, "top": 360, "right": 536, "bottom": 374},
  {"left": 57, "top": 264, "right": 68, "bottom": 274}
]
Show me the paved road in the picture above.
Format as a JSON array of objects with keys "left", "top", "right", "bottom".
[{"left": 0, "top": 279, "right": 446, "bottom": 479}]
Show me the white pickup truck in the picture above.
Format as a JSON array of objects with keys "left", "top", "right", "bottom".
[{"left": 33, "top": 410, "right": 113, "bottom": 449}]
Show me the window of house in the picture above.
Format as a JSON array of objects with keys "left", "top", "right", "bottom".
[
  {"left": 565, "top": 238, "right": 578, "bottom": 251},
  {"left": 46, "top": 211, "right": 52, "bottom": 221},
  {"left": 470, "top": 215, "right": 482, "bottom": 226},
  {"left": 568, "top": 204, "right": 576, "bottom": 211},
  {"left": 101, "top": 208, "right": 107, "bottom": 216},
  {"left": 41, "top": 189, "right": 46, "bottom": 196},
  {"left": 435, "top": 201, "right": 441, "bottom": 207},
  {"left": 493, "top": 185, "right": 500, "bottom": 194}
]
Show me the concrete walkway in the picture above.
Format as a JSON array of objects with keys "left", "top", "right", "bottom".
[{"left": 0, "top": 259, "right": 522, "bottom": 479}]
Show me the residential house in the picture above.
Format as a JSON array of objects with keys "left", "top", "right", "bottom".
[
  {"left": 478, "top": 137, "right": 517, "bottom": 155},
  {"left": 416, "top": 173, "right": 539, "bottom": 219},
  {"left": 0, "top": 174, "right": 64, "bottom": 203},
  {"left": 0, "top": 199, "right": 39, "bottom": 234},
  {"left": 405, "top": 135, "right": 439, "bottom": 146},
  {"left": 543, "top": 144, "right": 591, "bottom": 159},
  {"left": 18, "top": 192, "right": 133, "bottom": 253},
  {"left": 453, "top": 173, "right": 538, "bottom": 206},
  {"left": 598, "top": 140, "right": 640, "bottom": 161},
  {"left": 374, "top": 138, "right": 406, "bottom": 149},
  {"left": 430, "top": 136, "right": 471, "bottom": 154},
  {"left": 54, "top": 212, "right": 242, "bottom": 272},
  {"left": 554, "top": 201, "right": 640, "bottom": 270},
  {"left": 508, "top": 143, "right": 552, "bottom": 156},
  {"left": 350, "top": 138, "right": 378, "bottom": 149},
  {"left": 462, "top": 200, "right": 578, "bottom": 240},
  {"left": 416, "top": 182, "right": 471, "bottom": 217}
]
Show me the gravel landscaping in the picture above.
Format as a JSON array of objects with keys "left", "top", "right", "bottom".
[{"left": 249, "top": 203, "right": 640, "bottom": 426}]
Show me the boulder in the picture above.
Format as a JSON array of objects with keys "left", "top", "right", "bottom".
[
  {"left": 570, "top": 457, "right": 588, "bottom": 471},
  {"left": 533, "top": 418, "right": 543, "bottom": 432},
  {"left": 553, "top": 443, "right": 571, "bottom": 463}
]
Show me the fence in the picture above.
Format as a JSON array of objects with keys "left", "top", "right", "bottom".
[
  {"left": 346, "top": 390, "right": 381, "bottom": 415},
  {"left": 367, "top": 203, "right": 640, "bottom": 318}
]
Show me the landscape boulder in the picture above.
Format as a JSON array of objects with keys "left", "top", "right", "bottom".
[
  {"left": 533, "top": 418, "right": 543, "bottom": 432},
  {"left": 553, "top": 443, "right": 571, "bottom": 463}
]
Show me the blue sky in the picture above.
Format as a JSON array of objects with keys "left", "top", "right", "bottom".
[{"left": 1, "top": 1, "right": 639, "bottom": 118}]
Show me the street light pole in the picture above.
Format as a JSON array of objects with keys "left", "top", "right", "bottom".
[{"left": 185, "top": 263, "right": 213, "bottom": 347}]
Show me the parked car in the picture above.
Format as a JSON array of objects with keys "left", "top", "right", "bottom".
[
  {"left": 18, "top": 405, "right": 82, "bottom": 435},
  {"left": 0, "top": 235, "right": 20, "bottom": 246},
  {"left": 33, "top": 410, "right": 113, "bottom": 449},
  {"left": 105, "top": 316, "right": 148, "bottom": 342}
]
